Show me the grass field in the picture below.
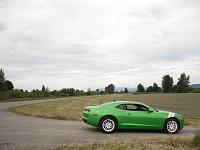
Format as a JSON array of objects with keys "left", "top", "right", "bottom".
[
  {"left": 55, "top": 136, "right": 200, "bottom": 150},
  {"left": 9, "top": 93, "right": 200, "bottom": 126}
]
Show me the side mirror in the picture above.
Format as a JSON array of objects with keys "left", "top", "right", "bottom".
[{"left": 148, "top": 108, "right": 154, "bottom": 113}]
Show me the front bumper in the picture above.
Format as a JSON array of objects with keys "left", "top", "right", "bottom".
[{"left": 180, "top": 118, "right": 184, "bottom": 130}]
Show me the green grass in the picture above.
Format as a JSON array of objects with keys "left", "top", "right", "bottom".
[
  {"left": 55, "top": 136, "right": 199, "bottom": 150},
  {"left": 9, "top": 93, "right": 200, "bottom": 126}
]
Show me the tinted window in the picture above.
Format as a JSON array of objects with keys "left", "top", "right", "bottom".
[
  {"left": 126, "top": 104, "right": 137, "bottom": 110},
  {"left": 135, "top": 104, "right": 149, "bottom": 111},
  {"left": 116, "top": 104, "right": 125, "bottom": 110},
  {"left": 125, "top": 104, "right": 149, "bottom": 111}
]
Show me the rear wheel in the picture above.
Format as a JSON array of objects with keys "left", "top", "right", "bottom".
[
  {"left": 164, "top": 118, "right": 179, "bottom": 134},
  {"left": 99, "top": 117, "right": 117, "bottom": 133}
]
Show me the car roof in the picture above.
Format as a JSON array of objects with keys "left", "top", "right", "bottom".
[
  {"left": 111, "top": 101, "right": 144, "bottom": 105},
  {"left": 99, "top": 101, "right": 144, "bottom": 107}
]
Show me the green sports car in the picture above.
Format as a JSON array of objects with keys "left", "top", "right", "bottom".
[{"left": 82, "top": 101, "right": 184, "bottom": 134}]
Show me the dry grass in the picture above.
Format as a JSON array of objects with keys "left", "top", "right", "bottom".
[
  {"left": 9, "top": 94, "right": 127, "bottom": 120},
  {"left": 185, "top": 118, "right": 200, "bottom": 128},
  {"left": 192, "top": 131, "right": 200, "bottom": 148},
  {"left": 9, "top": 93, "right": 200, "bottom": 126},
  {"left": 55, "top": 137, "right": 198, "bottom": 150}
]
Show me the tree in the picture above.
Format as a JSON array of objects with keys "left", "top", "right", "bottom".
[
  {"left": 100, "top": 90, "right": 104, "bottom": 94},
  {"left": 42, "top": 85, "right": 46, "bottom": 92},
  {"left": 152, "top": 83, "right": 158, "bottom": 92},
  {"left": 45, "top": 87, "right": 49, "bottom": 92},
  {"left": 107, "top": 84, "right": 115, "bottom": 94},
  {"left": 177, "top": 73, "right": 190, "bottom": 92},
  {"left": 96, "top": 89, "right": 100, "bottom": 94},
  {"left": 68, "top": 88, "right": 76, "bottom": 96},
  {"left": 105, "top": 86, "right": 108, "bottom": 93},
  {"left": 137, "top": 83, "right": 145, "bottom": 92},
  {"left": 124, "top": 88, "right": 129, "bottom": 93},
  {"left": 0, "top": 68, "right": 5, "bottom": 82},
  {"left": 171, "top": 85, "right": 178, "bottom": 92},
  {"left": 157, "top": 87, "right": 162, "bottom": 92},
  {"left": 152, "top": 83, "right": 161, "bottom": 92},
  {"left": 5, "top": 80, "right": 14, "bottom": 91},
  {"left": 146, "top": 86, "right": 153, "bottom": 92},
  {"left": 87, "top": 88, "right": 92, "bottom": 95},
  {"left": 0, "top": 68, "right": 5, "bottom": 92},
  {"left": 162, "top": 75, "right": 174, "bottom": 93}
]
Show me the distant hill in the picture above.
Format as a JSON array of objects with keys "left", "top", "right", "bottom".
[{"left": 191, "top": 84, "right": 200, "bottom": 89}]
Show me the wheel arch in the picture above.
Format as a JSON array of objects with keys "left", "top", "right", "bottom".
[
  {"left": 98, "top": 115, "right": 118, "bottom": 128},
  {"left": 163, "top": 117, "right": 180, "bottom": 130}
]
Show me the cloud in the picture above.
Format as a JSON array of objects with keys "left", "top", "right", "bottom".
[
  {"left": 0, "top": 21, "right": 7, "bottom": 31},
  {"left": 0, "top": 0, "right": 200, "bottom": 90}
]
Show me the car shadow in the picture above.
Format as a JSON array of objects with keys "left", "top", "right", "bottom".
[
  {"left": 117, "top": 128, "right": 163, "bottom": 133},
  {"left": 84, "top": 127, "right": 100, "bottom": 132},
  {"left": 85, "top": 127, "right": 165, "bottom": 134}
]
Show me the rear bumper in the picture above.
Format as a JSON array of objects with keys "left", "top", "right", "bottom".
[
  {"left": 82, "top": 115, "right": 100, "bottom": 127},
  {"left": 82, "top": 116, "right": 87, "bottom": 123}
]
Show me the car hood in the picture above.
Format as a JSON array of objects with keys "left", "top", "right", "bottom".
[
  {"left": 157, "top": 109, "right": 180, "bottom": 117},
  {"left": 157, "top": 110, "right": 171, "bottom": 113}
]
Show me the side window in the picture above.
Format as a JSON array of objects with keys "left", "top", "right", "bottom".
[
  {"left": 116, "top": 104, "right": 125, "bottom": 110},
  {"left": 125, "top": 104, "right": 138, "bottom": 110},
  {"left": 125, "top": 104, "right": 149, "bottom": 111},
  {"left": 135, "top": 104, "right": 149, "bottom": 111}
]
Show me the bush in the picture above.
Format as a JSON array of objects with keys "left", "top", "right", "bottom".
[{"left": 4, "top": 90, "right": 24, "bottom": 99}]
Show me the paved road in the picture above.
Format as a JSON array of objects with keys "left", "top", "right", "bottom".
[{"left": 0, "top": 99, "right": 199, "bottom": 150}]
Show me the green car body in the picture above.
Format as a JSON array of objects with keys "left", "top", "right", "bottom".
[{"left": 82, "top": 101, "right": 184, "bottom": 133}]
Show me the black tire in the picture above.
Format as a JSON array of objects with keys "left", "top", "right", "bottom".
[
  {"left": 164, "top": 118, "right": 179, "bottom": 134},
  {"left": 99, "top": 117, "right": 117, "bottom": 134}
]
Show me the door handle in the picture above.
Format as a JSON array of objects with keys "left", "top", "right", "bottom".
[{"left": 127, "top": 113, "right": 131, "bottom": 115}]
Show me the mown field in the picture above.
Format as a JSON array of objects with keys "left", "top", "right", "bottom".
[
  {"left": 9, "top": 93, "right": 200, "bottom": 127},
  {"left": 55, "top": 135, "right": 200, "bottom": 150}
]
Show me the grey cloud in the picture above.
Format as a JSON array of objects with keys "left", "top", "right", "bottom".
[
  {"left": 0, "top": 21, "right": 7, "bottom": 31},
  {"left": 0, "top": 0, "right": 200, "bottom": 90}
]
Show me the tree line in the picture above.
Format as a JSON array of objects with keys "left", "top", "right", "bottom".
[
  {"left": 0, "top": 67, "right": 199, "bottom": 101},
  {"left": 0, "top": 68, "right": 113, "bottom": 100},
  {"left": 136, "top": 73, "right": 193, "bottom": 93},
  {"left": 0, "top": 68, "right": 14, "bottom": 91}
]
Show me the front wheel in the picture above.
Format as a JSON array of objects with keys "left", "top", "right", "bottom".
[
  {"left": 164, "top": 118, "right": 179, "bottom": 134},
  {"left": 99, "top": 117, "right": 117, "bottom": 133}
]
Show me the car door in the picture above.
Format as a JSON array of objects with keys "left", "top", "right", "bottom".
[{"left": 124, "top": 104, "right": 158, "bottom": 129}]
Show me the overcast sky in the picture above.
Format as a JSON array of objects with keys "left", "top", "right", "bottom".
[{"left": 0, "top": 0, "right": 200, "bottom": 91}]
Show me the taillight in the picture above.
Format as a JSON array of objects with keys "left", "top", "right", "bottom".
[{"left": 84, "top": 108, "right": 90, "bottom": 112}]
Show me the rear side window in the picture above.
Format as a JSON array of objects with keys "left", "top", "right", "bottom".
[
  {"left": 116, "top": 104, "right": 125, "bottom": 110},
  {"left": 136, "top": 104, "right": 149, "bottom": 111},
  {"left": 126, "top": 104, "right": 137, "bottom": 110}
]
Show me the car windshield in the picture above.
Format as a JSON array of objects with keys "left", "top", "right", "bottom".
[{"left": 151, "top": 106, "right": 159, "bottom": 112}]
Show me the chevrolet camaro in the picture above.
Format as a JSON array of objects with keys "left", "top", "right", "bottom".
[{"left": 82, "top": 101, "right": 184, "bottom": 134}]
